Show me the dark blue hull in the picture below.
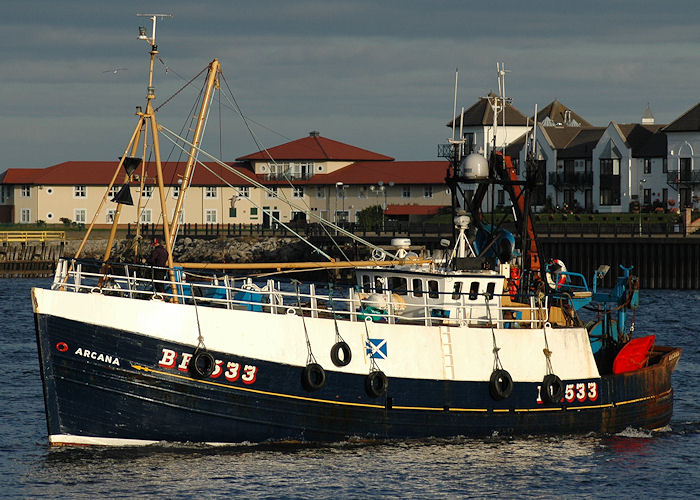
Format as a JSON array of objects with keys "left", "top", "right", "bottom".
[{"left": 35, "top": 313, "right": 680, "bottom": 445}]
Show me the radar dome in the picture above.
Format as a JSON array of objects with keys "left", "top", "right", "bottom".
[{"left": 459, "top": 153, "right": 489, "bottom": 179}]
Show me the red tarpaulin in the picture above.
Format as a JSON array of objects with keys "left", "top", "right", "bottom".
[{"left": 613, "top": 335, "right": 656, "bottom": 374}]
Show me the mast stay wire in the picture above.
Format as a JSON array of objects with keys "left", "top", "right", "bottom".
[
  {"left": 143, "top": 62, "right": 395, "bottom": 261},
  {"left": 218, "top": 72, "right": 351, "bottom": 262},
  {"left": 157, "top": 125, "right": 395, "bottom": 261}
]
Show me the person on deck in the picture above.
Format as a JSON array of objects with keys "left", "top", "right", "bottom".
[{"left": 148, "top": 238, "right": 169, "bottom": 291}]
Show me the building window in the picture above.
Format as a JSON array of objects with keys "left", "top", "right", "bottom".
[
  {"left": 21, "top": 185, "right": 31, "bottom": 197},
  {"left": 316, "top": 186, "right": 325, "bottom": 199},
  {"left": 266, "top": 187, "right": 278, "bottom": 198},
  {"left": 106, "top": 209, "right": 116, "bottom": 223},
  {"left": 662, "top": 158, "right": 668, "bottom": 173},
  {"left": 599, "top": 159, "right": 621, "bottom": 206},
  {"left": 140, "top": 209, "right": 152, "bottom": 223},
  {"left": 74, "top": 209, "right": 87, "bottom": 224},
  {"left": 250, "top": 207, "right": 258, "bottom": 219},
  {"left": 229, "top": 207, "right": 237, "bottom": 218},
  {"left": 358, "top": 186, "right": 367, "bottom": 199},
  {"left": 424, "top": 185, "right": 433, "bottom": 198},
  {"left": 109, "top": 186, "right": 119, "bottom": 198},
  {"left": 644, "top": 159, "right": 652, "bottom": 174},
  {"left": 20, "top": 208, "right": 31, "bottom": 223},
  {"left": 205, "top": 209, "right": 218, "bottom": 223},
  {"left": 74, "top": 185, "right": 87, "bottom": 198},
  {"left": 293, "top": 186, "right": 304, "bottom": 198},
  {"left": 172, "top": 185, "right": 180, "bottom": 198},
  {"left": 237, "top": 186, "right": 249, "bottom": 198},
  {"left": 497, "top": 190, "right": 505, "bottom": 206},
  {"left": 402, "top": 186, "right": 411, "bottom": 199},
  {"left": 662, "top": 188, "right": 668, "bottom": 203},
  {"left": 142, "top": 185, "right": 153, "bottom": 198},
  {"left": 204, "top": 186, "right": 218, "bottom": 198},
  {"left": 643, "top": 188, "right": 651, "bottom": 205}
]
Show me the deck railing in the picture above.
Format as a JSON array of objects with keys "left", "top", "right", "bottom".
[{"left": 51, "top": 258, "right": 549, "bottom": 329}]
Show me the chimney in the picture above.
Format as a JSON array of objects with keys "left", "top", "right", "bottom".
[{"left": 309, "top": 131, "right": 320, "bottom": 137}]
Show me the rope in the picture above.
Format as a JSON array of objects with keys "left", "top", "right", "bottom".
[
  {"left": 483, "top": 292, "right": 504, "bottom": 372},
  {"left": 542, "top": 323, "right": 554, "bottom": 375},
  {"left": 293, "top": 279, "right": 316, "bottom": 365},
  {"left": 328, "top": 283, "right": 346, "bottom": 345},
  {"left": 190, "top": 285, "right": 206, "bottom": 350}
]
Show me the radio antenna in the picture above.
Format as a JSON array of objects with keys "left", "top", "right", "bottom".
[{"left": 136, "top": 13, "right": 173, "bottom": 47}]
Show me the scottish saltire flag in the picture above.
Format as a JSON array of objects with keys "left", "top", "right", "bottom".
[{"left": 365, "top": 338, "right": 388, "bottom": 359}]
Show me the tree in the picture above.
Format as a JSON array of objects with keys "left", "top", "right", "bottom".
[{"left": 357, "top": 205, "right": 383, "bottom": 229}]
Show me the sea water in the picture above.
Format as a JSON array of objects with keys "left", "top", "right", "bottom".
[{"left": 2, "top": 279, "right": 698, "bottom": 498}]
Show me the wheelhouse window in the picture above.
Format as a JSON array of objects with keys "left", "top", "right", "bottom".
[
  {"left": 428, "top": 280, "right": 439, "bottom": 299},
  {"left": 374, "top": 277, "right": 384, "bottom": 294},
  {"left": 388, "top": 276, "right": 407, "bottom": 296},
  {"left": 486, "top": 282, "right": 496, "bottom": 298},
  {"left": 452, "top": 282, "right": 463, "bottom": 300},
  {"left": 362, "top": 275, "right": 371, "bottom": 293},
  {"left": 469, "top": 282, "right": 480, "bottom": 300},
  {"left": 412, "top": 278, "right": 423, "bottom": 297}
]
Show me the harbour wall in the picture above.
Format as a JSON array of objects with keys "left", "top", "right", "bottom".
[{"left": 538, "top": 237, "right": 700, "bottom": 290}]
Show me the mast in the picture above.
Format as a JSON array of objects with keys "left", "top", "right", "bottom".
[{"left": 167, "top": 59, "right": 221, "bottom": 250}]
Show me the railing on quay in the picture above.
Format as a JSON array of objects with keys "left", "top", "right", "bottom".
[
  {"left": 129, "top": 219, "right": 689, "bottom": 241},
  {"left": 0, "top": 230, "right": 66, "bottom": 243}
]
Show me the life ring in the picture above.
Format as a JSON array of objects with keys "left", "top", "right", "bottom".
[
  {"left": 189, "top": 349, "right": 216, "bottom": 379},
  {"left": 489, "top": 369, "right": 514, "bottom": 400},
  {"left": 541, "top": 374, "right": 564, "bottom": 403},
  {"left": 330, "top": 341, "right": 352, "bottom": 367},
  {"left": 365, "top": 370, "right": 389, "bottom": 398},
  {"left": 546, "top": 259, "right": 567, "bottom": 290},
  {"left": 301, "top": 363, "right": 326, "bottom": 391}
]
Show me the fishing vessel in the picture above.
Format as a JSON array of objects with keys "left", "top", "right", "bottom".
[{"left": 33, "top": 19, "right": 680, "bottom": 446}]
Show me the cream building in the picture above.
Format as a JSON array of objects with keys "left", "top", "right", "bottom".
[{"left": 0, "top": 133, "right": 451, "bottom": 227}]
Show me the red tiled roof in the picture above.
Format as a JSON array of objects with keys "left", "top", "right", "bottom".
[
  {"left": 236, "top": 133, "right": 394, "bottom": 162},
  {"left": 0, "top": 161, "right": 260, "bottom": 186},
  {"left": 385, "top": 204, "right": 446, "bottom": 215},
  {"left": 1, "top": 160, "right": 450, "bottom": 187},
  {"left": 311, "top": 161, "right": 449, "bottom": 185}
]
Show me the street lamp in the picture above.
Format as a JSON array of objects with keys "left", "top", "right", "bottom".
[{"left": 638, "top": 178, "right": 646, "bottom": 236}]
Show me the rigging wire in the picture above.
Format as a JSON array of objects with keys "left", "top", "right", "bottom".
[{"left": 218, "top": 72, "right": 351, "bottom": 261}]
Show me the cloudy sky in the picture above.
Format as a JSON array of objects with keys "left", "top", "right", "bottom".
[{"left": 2, "top": 0, "right": 699, "bottom": 168}]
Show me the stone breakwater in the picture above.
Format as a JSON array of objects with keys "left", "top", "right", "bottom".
[{"left": 63, "top": 237, "right": 320, "bottom": 264}]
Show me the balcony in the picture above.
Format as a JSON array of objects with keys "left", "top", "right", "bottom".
[
  {"left": 548, "top": 171, "right": 593, "bottom": 191},
  {"left": 264, "top": 170, "right": 313, "bottom": 181},
  {"left": 667, "top": 170, "right": 700, "bottom": 187}
]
